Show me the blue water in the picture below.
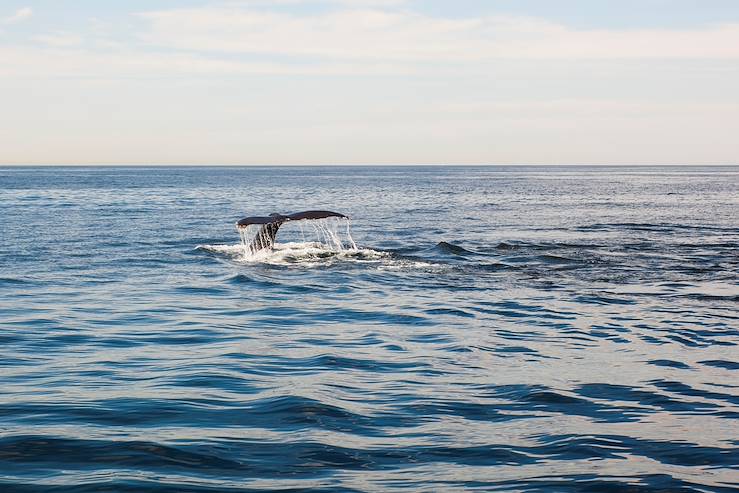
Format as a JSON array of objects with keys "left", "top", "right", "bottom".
[{"left": 1, "top": 166, "right": 738, "bottom": 492}]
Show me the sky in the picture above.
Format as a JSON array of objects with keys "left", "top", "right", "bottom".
[{"left": 1, "top": 0, "right": 738, "bottom": 165}]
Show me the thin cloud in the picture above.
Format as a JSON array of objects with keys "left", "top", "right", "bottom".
[
  {"left": 225, "top": 0, "right": 407, "bottom": 6},
  {"left": 0, "top": 44, "right": 418, "bottom": 78},
  {"left": 35, "top": 32, "right": 84, "bottom": 48},
  {"left": 136, "top": 7, "right": 739, "bottom": 61},
  {"left": 1, "top": 7, "right": 32, "bottom": 25}
]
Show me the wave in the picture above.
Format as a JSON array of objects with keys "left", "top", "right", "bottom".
[
  {"left": 1, "top": 431, "right": 736, "bottom": 492},
  {"left": 193, "top": 237, "right": 738, "bottom": 290},
  {"left": 575, "top": 222, "right": 739, "bottom": 233},
  {"left": 435, "top": 241, "right": 477, "bottom": 256}
]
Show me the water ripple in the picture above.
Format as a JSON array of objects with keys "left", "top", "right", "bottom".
[{"left": 1, "top": 166, "right": 738, "bottom": 492}]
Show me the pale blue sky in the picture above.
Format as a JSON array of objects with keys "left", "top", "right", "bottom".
[{"left": 1, "top": 1, "right": 738, "bottom": 164}]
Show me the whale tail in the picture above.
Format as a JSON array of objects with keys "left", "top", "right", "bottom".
[{"left": 236, "top": 210, "right": 347, "bottom": 253}]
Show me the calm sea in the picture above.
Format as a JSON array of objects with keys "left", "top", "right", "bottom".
[{"left": 1, "top": 166, "right": 737, "bottom": 492}]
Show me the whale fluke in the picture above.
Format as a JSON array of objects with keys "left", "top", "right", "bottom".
[{"left": 236, "top": 210, "right": 348, "bottom": 253}]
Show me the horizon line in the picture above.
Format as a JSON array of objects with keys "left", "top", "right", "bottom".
[{"left": 2, "top": 163, "right": 738, "bottom": 167}]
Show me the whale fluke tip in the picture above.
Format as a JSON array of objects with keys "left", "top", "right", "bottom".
[{"left": 285, "top": 210, "right": 347, "bottom": 222}]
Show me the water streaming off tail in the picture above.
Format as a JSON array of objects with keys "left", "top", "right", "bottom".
[{"left": 238, "top": 217, "right": 357, "bottom": 258}]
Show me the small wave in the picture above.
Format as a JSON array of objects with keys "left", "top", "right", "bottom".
[
  {"left": 0, "top": 277, "right": 33, "bottom": 286},
  {"left": 647, "top": 359, "right": 693, "bottom": 370},
  {"left": 700, "top": 360, "right": 739, "bottom": 370},
  {"left": 435, "top": 241, "right": 476, "bottom": 256},
  {"left": 576, "top": 222, "right": 739, "bottom": 233}
]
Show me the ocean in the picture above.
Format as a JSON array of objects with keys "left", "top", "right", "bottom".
[{"left": 0, "top": 166, "right": 737, "bottom": 492}]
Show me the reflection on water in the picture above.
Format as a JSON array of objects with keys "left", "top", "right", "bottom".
[{"left": 0, "top": 166, "right": 737, "bottom": 492}]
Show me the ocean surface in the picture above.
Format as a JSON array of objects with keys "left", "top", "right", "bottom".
[{"left": 0, "top": 165, "right": 737, "bottom": 493}]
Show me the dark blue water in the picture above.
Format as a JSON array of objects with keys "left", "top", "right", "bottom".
[{"left": 1, "top": 166, "right": 738, "bottom": 492}]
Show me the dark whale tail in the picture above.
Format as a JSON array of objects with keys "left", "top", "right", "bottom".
[{"left": 237, "top": 210, "right": 347, "bottom": 253}]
